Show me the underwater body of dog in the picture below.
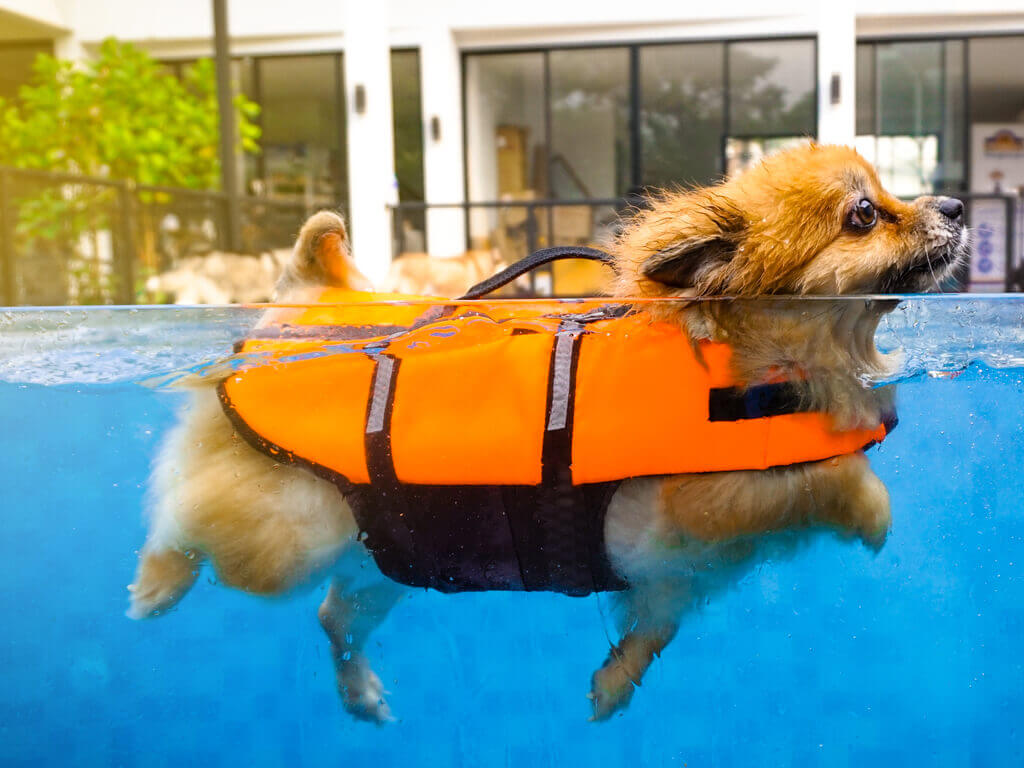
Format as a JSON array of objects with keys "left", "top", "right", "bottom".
[{"left": 128, "top": 144, "right": 968, "bottom": 723}]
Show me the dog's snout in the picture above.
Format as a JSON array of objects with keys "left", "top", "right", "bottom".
[{"left": 938, "top": 198, "right": 964, "bottom": 222}]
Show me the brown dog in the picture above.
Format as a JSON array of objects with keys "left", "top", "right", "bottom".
[
  {"left": 382, "top": 248, "right": 509, "bottom": 297},
  {"left": 128, "top": 143, "right": 967, "bottom": 722}
]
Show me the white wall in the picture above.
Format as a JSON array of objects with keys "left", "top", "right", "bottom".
[
  {"left": 419, "top": 24, "right": 466, "bottom": 258},
  {"left": 21, "top": 1, "right": 1024, "bottom": 56},
  {"left": 816, "top": 3, "right": 856, "bottom": 145},
  {"left": 0, "top": 0, "right": 68, "bottom": 31}
]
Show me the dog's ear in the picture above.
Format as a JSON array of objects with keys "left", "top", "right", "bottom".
[
  {"left": 641, "top": 234, "right": 734, "bottom": 289},
  {"left": 639, "top": 199, "right": 745, "bottom": 292}
]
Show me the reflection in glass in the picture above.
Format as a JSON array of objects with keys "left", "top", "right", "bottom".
[
  {"left": 856, "top": 41, "right": 965, "bottom": 196},
  {"left": 0, "top": 42, "right": 52, "bottom": 101},
  {"left": 464, "top": 53, "right": 547, "bottom": 257},
  {"left": 725, "top": 136, "right": 807, "bottom": 178},
  {"left": 391, "top": 49, "right": 426, "bottom": 252},
  {"left": 253, "top": 55, "right": 345, "bottom": 206},
  {"left": 940, "top": 40, "right": 965, "bottom": 194},
  {"left": 854, "top": 135, "right": 939, "bottom": 197},
  {"left": 639, "top": 43, "right": 724, "bottom": 189},
  {"left": 877, "top": 42, "right": 943, "bottom": 137},
  {"left": 969, "top": 36, "right": 1024, "bottom": 125},
  {"left": 465, "top": 53, "right": 546, "bottom": 203},
  {"left": 728, "top": 40, "right": 815, "bottom": 138},
  {"left": 549, "top": 48, "right": 631, "bottom": 200},
  {"left": 968, "top": 36, "right": 1024, "bottom": 196},
  {"left": 856, "top": 43, "right": 875, "bottom": 137}
]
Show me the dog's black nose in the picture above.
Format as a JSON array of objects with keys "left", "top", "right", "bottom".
[{"left": 939, "top": 198, "right": 964, "bottom": 222}]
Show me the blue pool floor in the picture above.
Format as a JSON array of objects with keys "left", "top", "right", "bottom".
[{"left": 1, "top": 366, "right": 1023, "bottom": 767}]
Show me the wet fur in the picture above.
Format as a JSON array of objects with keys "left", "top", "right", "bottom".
[{"left": 129, "top": 145, "right": 967, "bottom": 722}]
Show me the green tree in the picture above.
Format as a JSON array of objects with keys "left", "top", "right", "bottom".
[
  {"left": 0, "top": 38, "right": 260, "bottom": 303},
  {"left": 0, "top": 37, "right": 260, "bottom": 186}
]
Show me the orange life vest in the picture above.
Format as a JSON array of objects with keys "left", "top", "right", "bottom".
[
  {"left": 221, "top": 289, "right": 890, "bottom": 486},
  {"left": 218, "top": 289, "right": 893, "bottom": 595}
]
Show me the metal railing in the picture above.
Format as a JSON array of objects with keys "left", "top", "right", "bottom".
[
  {"left": 391, "top": 192, "right": 1024, "bottom": 296},
  {"left": 2, "top": 167, "right": 1020, "bottom": 305},
  {"left": 0, "top": 165, "right": 333, "bottom": 305},
  {"left": 389, "top": 198, "right": 623, "bottom": 296}
]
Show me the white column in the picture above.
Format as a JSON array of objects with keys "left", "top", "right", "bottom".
[
  {"left": 816, "top": 2, "right": 856, "bottom": 146},
  {"left": 419, "top": 24, "right": 467, "bottom": 258},
  {"left": 53, "top": 34, "right": 86, "bottom": 62},
  {"left": 344, "top": 0, "right": 397, "bottom": 285},
  {"left": 51, "top": 0, "right": 85, "bottom": 62}
]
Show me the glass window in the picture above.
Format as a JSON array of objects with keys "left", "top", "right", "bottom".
[
  {"left": 967, "top": 36, "right": 1024, "bottom": 277},
  {"left": 391, "top": 49, "right": 426, "bottom": 250},
  {"left": 856, "top": 43, "right": 875, "bottom": 136},
  {"left": 966, "top": 37, "right": 1024, "bottom": 195},
  {"left": 856, "top": 41, "right": 964, "bottom": 196},
  {"left": 464, "top": 52, "right": 546, "bottom": 203},
  {"left": 877, "top": 42, "right": 943, "bottom": 137},
  {"left": 728, "top": 40, "right": 815, "bottom": 138},
  {"left": 168, "top": 58, "right": 254, "bottom": 201},
  {"left": 549, "top": 48, "right": 631, "bottom": 200},
  {"left": 968, "top": 36, "right": 1024, "bottom": 194},
  {"left": 391, "top": 50, "right": 424, "bottom": 204},
  {"left": 464, "top": 53, "right": 546, "bottom": 258},
  {"left": 854, "top": 134, "right": 940, "bottom": 196},
  {"left": 0, "top": 42, "right": 51, "bottom": 101},
  {"left": 639, "top": 43, "right": 725, "bottom": 189},
  {"left": 940, "top": 40, "right": 965, "bottom": 193},
  {"left": 724, "top": 136, "right": 808, "bottom": 178},
  {"left": 969, "top": 36, "right": 1024, "bottom": 124},
  {"left": 252, "top": 55, "right": 346, "bottom": 206}
]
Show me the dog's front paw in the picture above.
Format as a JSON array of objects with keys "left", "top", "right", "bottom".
[
  {"left": 588, "top": 656, "right": 637, "bottom": 721},
  {"left": 339, "top": 657, "right": 394, "bottom": 725}
]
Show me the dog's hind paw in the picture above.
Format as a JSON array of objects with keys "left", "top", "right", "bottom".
[
  {"left": 339, "top": 660, "right": 394, "bottom": 725},
  {"left": 588, "top": 660, "right": 637, "bottom": 721},
  {"left": 126, "top": 549, "right": 201, "bottom": 619}
]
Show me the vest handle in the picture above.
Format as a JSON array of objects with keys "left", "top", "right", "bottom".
[{"left": 458, "top": 246, "right": 617, "bottom": 300}]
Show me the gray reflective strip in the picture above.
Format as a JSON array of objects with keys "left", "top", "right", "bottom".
[
  {"left": 546, "top": 331, "right": 576, "bottom": 431},
  {"left": 365, "top": 355, "right": 394, "bottom": 434}
]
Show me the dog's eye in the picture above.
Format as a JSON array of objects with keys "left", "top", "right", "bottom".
[{"left": 850, "top": 199, "right": 877, "bottom": 229}]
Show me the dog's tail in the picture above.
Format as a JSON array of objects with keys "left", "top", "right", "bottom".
[
  {"left": 275, "top": 210, "right": 373, "bottom": 296},
  {"left": 127, "top": 546, "right": 202, "bottom": 619}
]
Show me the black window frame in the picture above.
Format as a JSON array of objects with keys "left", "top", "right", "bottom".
[
  {"left": 856, "top": 29, "right": 1024, "bottom": 196},
  {"left": 460, "top": 33, "right": 820, "bottom": 204},
  {"left": 158, "top": 46, "right": 426, "bottom": 216}
]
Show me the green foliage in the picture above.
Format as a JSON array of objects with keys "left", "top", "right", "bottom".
[
  {"left": 0, "top": 38, "right": 261, "bottom": 304},
  {"left": 0, "top": 37, "right": 260, "bottom": 187}
]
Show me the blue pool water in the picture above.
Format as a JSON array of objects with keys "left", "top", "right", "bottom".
[{"left": 1, "top": 298, "right": 1023, "bottom": 766}]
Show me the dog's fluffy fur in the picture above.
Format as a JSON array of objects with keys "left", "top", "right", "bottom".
[{"left": 129, "top": 144, "right": 967, "bottom": 722}]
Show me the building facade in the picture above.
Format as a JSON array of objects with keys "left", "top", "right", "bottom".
[{"left": 3, "top": 1, "right": 1024, "bottom": 290}]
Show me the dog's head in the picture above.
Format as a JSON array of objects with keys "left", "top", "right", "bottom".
[{"left": 614, "top": 143, "right": 968, "bottom": 298}]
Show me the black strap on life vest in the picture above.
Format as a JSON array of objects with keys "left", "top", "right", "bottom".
[
  {"left": 458, "top": 245, "right": 616, "bottom": 299},
  {"left": 708, "top": 382, "right": 808, "bottom": 421},
  {"left": 346, "top": 313, "right": 629, "bottom": 596}
]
